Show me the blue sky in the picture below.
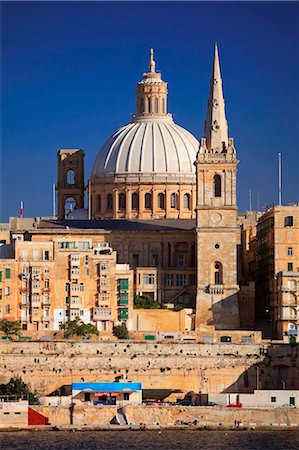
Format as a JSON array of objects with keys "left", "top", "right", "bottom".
[{"left": 1, "top": 1, "right": 298, "bottom": 221}]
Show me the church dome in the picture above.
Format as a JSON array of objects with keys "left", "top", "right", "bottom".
[{"left": 91, "top": 116, "right": 198, "bottom": 179}]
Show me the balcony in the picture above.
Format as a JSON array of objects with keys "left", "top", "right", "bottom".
[
  {"left": 31, "top": 300, "right": 41, "bottom": 308},
  {"left": 92, "top": 307, "right": 112, "bottom": 321},
  {"left": 67, "top": 296, "right": 83, "bottom": 308},
  {"left": 208, "top": 284, "right": 224, "bottom": 295},
  {"left": 20, "top": 298, "right": 29, "bottom": 307},
  {"left": 118, "top": 298, "right": 129, "bottom": 306},
  {"left": 70, "top": 268, "right": 80, "bottom": 279},
  {"left": 69, "top": 255, "right": 80, "bottom": 267}
]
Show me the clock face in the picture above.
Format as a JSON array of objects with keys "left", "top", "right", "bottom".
[{"left": 210, "top": 213, "right": 222, "bottom": 224}]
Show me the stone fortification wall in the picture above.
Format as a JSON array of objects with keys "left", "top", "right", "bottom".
[
  {"left": 0, "top": 341, "right": 298, "bottom": 396},
  {"left": 32, "top": 404, "right": 299, "bottom": 428}
]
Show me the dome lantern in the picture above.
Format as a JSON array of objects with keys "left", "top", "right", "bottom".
[{"left": 133, "top": 49, "right": 169, "bottom": 120}]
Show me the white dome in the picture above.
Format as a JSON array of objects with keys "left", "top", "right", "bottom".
[{"left": 91, "top": 116, "right": 198, "bottom": 179}]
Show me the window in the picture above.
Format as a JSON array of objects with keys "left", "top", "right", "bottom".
[
  {"left": 124, "top": 393, "right": 130, "bottom": 401},
  {"left": 287, "top": 263, "right": 293, "bottom": 272},
  {"left": 97, "top": 195, "right": 101, "bottom": 212},
  {"left": 107, "top": 193, "right": 113, "bottom": 210},
  {"left": 0, "top": 271, "right": 2, "bottom": 282},
  {"left": 143, "top": 274, "right": 155, "bottom": 285},
  {"left": 170, "top": 193, "right": 177, "bottom": 209},
  {"left": 67, "top": 169, "right": 75, "bottom": 185},
  {"left": 284, "top": 216, "right": 294, "bottom": 227},
  {"left": 0, "top": 289, "right": 2, "bottom": 300},
  {"left": 44, "top": 280, "right": 49, "bottom": 289},
  {"left": 64, "top": 197, "right": 76, "bottom": 216},
  {"left": 183, "top": 194, "right": 190, "bottom": 209},
  {"left": 139, "top": 98, "right": 143, "bottom": 114},
  {"left": 145, "top": 193, "right": 152, "bottom": 209},
  {"left": 32, "top": 281, "right": 40, "bottom": 289},
  {"left": 5, "top": 304, "right": 11, "bottom": 314},
  {"left": 176, "top": 274, "right": 186, "bottom": 287},
  {"left": 147, "top": 97, "right": 151, "bottom": 113},
  {"left": 5, "top": 268, "right": 11, "bottom": 279},
  {"left": 132, "top": 193, "right": 139, "bottom": 210},
  {"left": 287, "top": 247, "right": 293, "bottom": 256},
  {"left": 119, "top": 193, "right": 126, "bottom": 210},
  {"left": 271, "top": 396, "right": 276, "bottom": 403},
  {"left": 80, "top": 283, "right": 84, "bottom": 292},
  {"left": 178, "top": 253, "right": 186, "bottom": 268},
  {"left": 85, "top": 255, "right": 89, "bottom": 265},
  {"left": 5, "top": 286, "right": 10, "bottom": 296},
  {"left": 214, "top": 262, "right": 223, "bottom": 284},
  {"left": 152, "top": 254, "right": 159, "bottom": 267},
  {"left": 214, "top": 174, "right": 222, "bottom": 197},
  {"left": 162, "top": 98, "right": 165, "bottom": 114},
  {"left": 157, "top": 193, "right": 165, "bottom": 209},
  {"left": 155, "top": 97, "right": 159, "bottom": 113},
  {"left": 166, "top": 274, "right": 174, "bottom": 287},
  {"left": 189, "top": 274, "right": 196, "bottom": 286},
  {"left": 132, "top": 254, "right": 139, "bottom": 267},
  {"left": 43, "top": 250, "right": 49, "bottom": 261},
  {"left": 99, "top": 263, "right": 108, "bottom": 272}
]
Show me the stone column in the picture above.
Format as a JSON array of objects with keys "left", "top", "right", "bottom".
[
  {"left": 152, "top": 186, "right": 157, "bottom": 218},
  {"left": 126, "top": 188, "right": 131, "bottom": 219},
  {"left": 113, "top": 189, "right": 118, "bottom": 219}
]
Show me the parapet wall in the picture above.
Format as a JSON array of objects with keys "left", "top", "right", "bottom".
[{"left": 0, "top": 341, "right": 298, "bottom": 396}]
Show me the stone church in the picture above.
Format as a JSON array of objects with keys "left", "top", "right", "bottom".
[{"left": 55, "top": 45, "right": 242, "bottom": 331}]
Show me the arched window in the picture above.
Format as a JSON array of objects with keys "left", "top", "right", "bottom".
[
  {"left": 145, "top": 193, "right": 152, "bottom": 209},
  {"left": 107, "top": 193, "right": 113, "bottom": 210},
  {"left": 162, "top": 98, "right": 165, "bottom": 114},
  {"left": 214, "top": 262, "right": 223, "bottom": 285},
  {"left": 214, "top": 174, "right": 222, "bottom": 197},
  {"left": 64, "top": 197, "right": 76, "bottom": 216},
  {"left": 67, "top": 169, "right": 75, "bottom": 185},
  {"left": 183, "top": 193, "right": 190, "bottom": 209},
  {"left": 119, "top": 193, "right": 126, "bottom": 210},
  {"left": 155, "top": 98, "right": 159, "bottom": 113},
  {"left": 170, "top": 193, "right": 177, "bottom": 209},
  {"left": 97, "top": 195, "right": 101, "bottom": 212},
  {"left": 158, "top": 193, "right": 165, "bottom": 209},
  {"left": 132, "top": 193, "right": 139, "bottom": 210},
  {"left": 147, "top": 97, "right": 151, "bottom": 113}
]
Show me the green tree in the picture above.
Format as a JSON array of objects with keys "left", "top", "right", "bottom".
[
  {"left": 134, "top": 294, "right": 163, "bottom": 309},
  {"left": 59, "top": 316, "right": 99, "bottom": 338},
  {"left": 0, "top": 319, "right": 21, "bottom": 337},
  {"left": 0, "top": 377, "right": 38, "bottom": 404},
  {"left": 113, "top": 322, "right": 129, "bottom": 340}
]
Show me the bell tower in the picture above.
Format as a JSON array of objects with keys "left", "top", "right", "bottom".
[
  {"left": 195, "top": 44, "right": 240, "bottom": 330},
  {"left": 57, "top": 149, "right": 85, "bottom": 219}
]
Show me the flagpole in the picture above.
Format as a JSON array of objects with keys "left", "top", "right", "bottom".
[{"left": 278, "top": 153, "right": 282, "bottom": 206}]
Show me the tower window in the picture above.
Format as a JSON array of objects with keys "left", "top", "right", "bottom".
[
  {"left": 170, "top": 193, "right": 177, "bottom": 209},
  {"left": 119, "top": 193, "right": 126, "bottom": 211},
  {"left": 214, "top": 262, "right": 223, "bottom": 284},
  {"left": 67, "top": 170, "right": 75, "bottom": 185},
  {"left": 145, "top": 193, "right": 152, "bottom": 209},
  {"left": 107, "top": 194, "right": 113, "bottom": 210},
  {"left": 155, "top": 97, "right": 159, "bottom": 113},
  {"left": 139, "top": 98, "right": 143, "bottom": 114},
  {"left": 158, "top": 193, "right": 165, "bottom": 209},
  {"left": 97, "top": 195, "right": 101, "bottom": 212},
  {"left": 147, "top": 97, "right": 151, "bottom": 113},
  {"left": 183, "top": 193, "right": 190, "bottom": 209},
  {"left": 284, "top": 216, "right": 294, "bottom": 227},
  {"left": 64, "top": 197, "right": 76, "bottom": 216},
  {"left": 132, "top": 193, "right": 139, "bottom": 210},
  {"left": 214, "top": 174, "right": 222, "bottom": 197}
]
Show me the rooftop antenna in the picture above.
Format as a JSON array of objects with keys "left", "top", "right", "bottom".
[
  {"left": 278, "top": 153, "right": 282, "bottom": 206},
  {"left": 52, "top": 183, "right": 56, "bottom": 217}
]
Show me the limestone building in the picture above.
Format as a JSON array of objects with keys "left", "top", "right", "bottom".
[
  {"left": 254, "top": 204, "right": 299, "bottom": 340},
  {"left": 0, "top": 46, "right": 270, "bottom": 334}
]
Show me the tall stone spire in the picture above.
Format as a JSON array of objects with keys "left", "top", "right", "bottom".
[{"left": 204, "top": 43, "right": 228, "bottom": 152}]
